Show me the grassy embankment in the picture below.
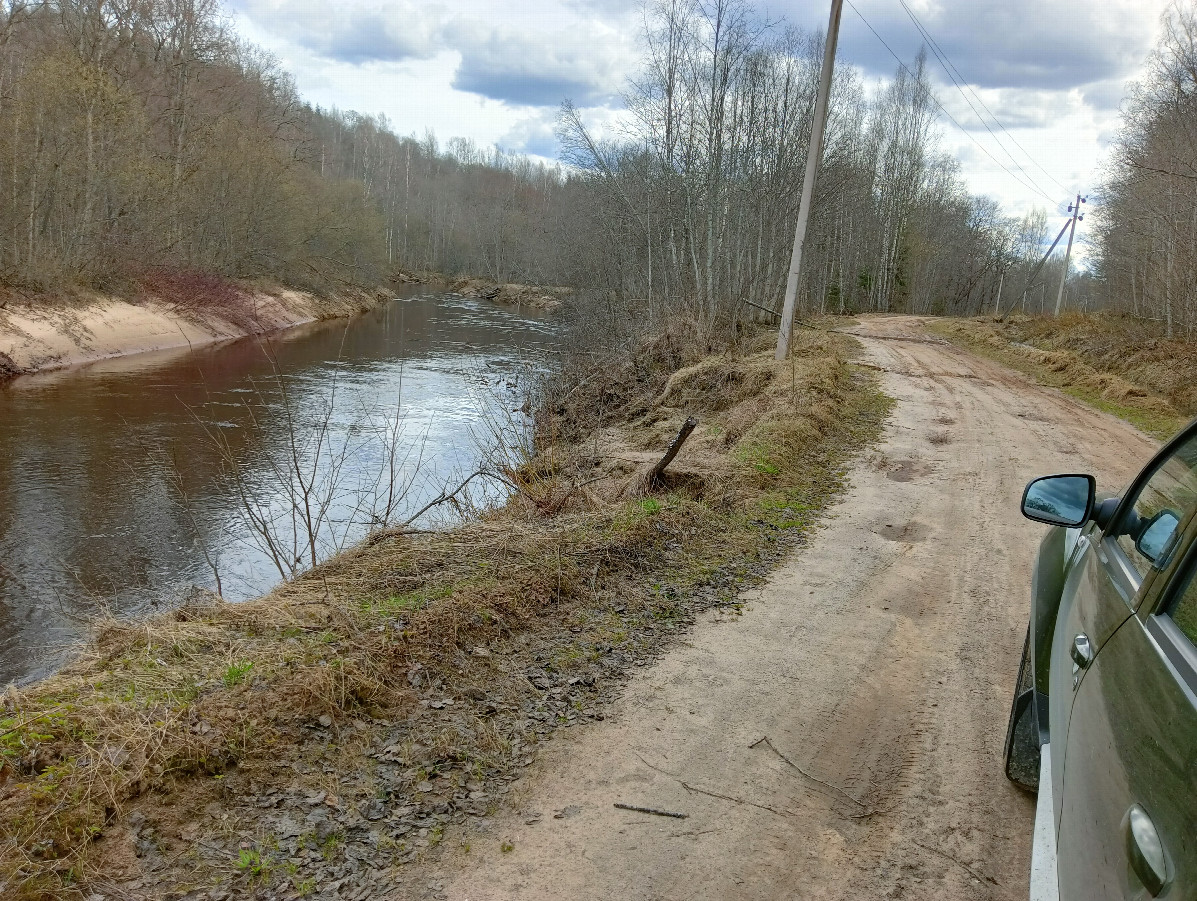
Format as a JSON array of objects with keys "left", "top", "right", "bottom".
[
  {"left": 929, "top": 313, "right": 1197, "bottom": 440},
  {"left": 0, "top": 322, "right": 889, "bottom": 899}
]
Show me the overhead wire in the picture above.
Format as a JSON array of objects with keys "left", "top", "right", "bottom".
[
  {"left": 895, "top": 0, "right": 1071, "bottom": 197},
  {"left": 843, "top": 0, "right": 1060, "bottom": 206},
  {"left": 895, "top": 0, "right": 1066, "bottom": 201}
]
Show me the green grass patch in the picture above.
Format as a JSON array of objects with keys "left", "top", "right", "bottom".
[
  {"left": 235, "top": 847, "right": 272, "bottom": 885},
  {"left": 1056, "top": 387, "right": 1183, "bottom": 441},
  {"left": 359, "top": 584, "right": 455, "bottom": 617},
  {"left": 222, "top": 661, "right": 254, "bottom": 687}
]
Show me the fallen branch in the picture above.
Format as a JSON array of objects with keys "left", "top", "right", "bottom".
[
  {"left": 402, "top": 469, "right": 490, "bottom": 525},
  {"left": 649, "top": 417, "right": 697, "bottom": 486},
  {"left": 613, "top": 803, "right": 688, "bottom": 819},
  {"left": 912, "top": 840, "right": 1000, "bottom": 886},
  {"left": 632, "top": 752, "right": 794, "bottom": 820},
  {"left": 834, "top": 330, "right": 948, "bottom": 346},
  {"left": 739, "top": 297, "right": 781, "bottom": 320},
  {"left": 749, "top": 735, "right": 873, "bottom": 816},
  {"left": 680, "top": 781, "right": 794, "bottom": 819}
]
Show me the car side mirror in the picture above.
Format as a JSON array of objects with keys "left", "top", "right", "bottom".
[
  {"left": 1136, "top": 509, "right": 1182, "bottom": 566},
  {"left": 1021, "top": 474, "right": 1096, "bottom": 527}
]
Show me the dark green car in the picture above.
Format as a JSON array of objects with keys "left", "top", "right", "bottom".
[{"left": 1008, "top": 423, "right": 1197, "bottom": 900}]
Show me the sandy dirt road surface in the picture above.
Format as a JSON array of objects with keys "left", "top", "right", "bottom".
[{"left": 432, "top": 315, "right": 1160, "bottom": 901}]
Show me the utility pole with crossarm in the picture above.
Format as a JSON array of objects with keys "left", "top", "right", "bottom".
[{"left": 1054, "top": 194, "right": 1085, "bottom": 316}]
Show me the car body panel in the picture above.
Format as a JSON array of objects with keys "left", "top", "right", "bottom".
[
  {"left": 1056, "top": 609, "right": 1197, "bottom": 899},
  {"left": 1046, "top": 527, "right": 1137, "bottom": 827},
  {"left": 1028, "top": 513, "right": 1116, "bottom": 746},
  {"left": 1030, "top": 527, "right": 1069, "bottom": 705}
]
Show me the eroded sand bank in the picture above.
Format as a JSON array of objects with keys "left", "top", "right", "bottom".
[{"left": 0, "top": 289, "right": 381, "bottom": 378}]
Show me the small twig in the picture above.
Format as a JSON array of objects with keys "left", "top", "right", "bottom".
[
  {"left": 680, "top": 781, "right": 794, "bottom": 819},
  {"left": 632, "top": 751, "right": 680, "bottom": 777},
  {"left": 912, "top": 841, "right": 1000, "bottom": 886},
  {"left": 749, "top": 735, "right": 873, "bottom": 815},
  {"left": 613, "top": 803, "right": 687, "bottom": 819}
]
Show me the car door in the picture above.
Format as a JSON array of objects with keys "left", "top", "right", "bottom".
[
  {"left": 1046, "top": 428, "right": 1197, "bottom": 825},
  {"left": 1056, "top": 432, "right": 1197, "bottom": 899},
  {"left": 1047, "top": 512, "right": 1137, "bottom": 820}
]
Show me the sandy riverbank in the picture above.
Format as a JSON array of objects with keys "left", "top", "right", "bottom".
[{"left": 0, "top": 287, "right": 387, "bottom": 380}]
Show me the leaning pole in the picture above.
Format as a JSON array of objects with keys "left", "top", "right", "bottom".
[{"left": 776, "top": 0, "right": 843, "bottom": 361}]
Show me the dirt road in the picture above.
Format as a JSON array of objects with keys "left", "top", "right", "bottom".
[{"left": 434, "top": 316, "right": 1159, "bottom": 900}]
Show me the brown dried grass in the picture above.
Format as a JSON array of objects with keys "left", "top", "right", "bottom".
[{"left": 930, "top": 314, "right": 1193, "bottom": 439}]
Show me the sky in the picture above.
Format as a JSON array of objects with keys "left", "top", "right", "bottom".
[{"left": 227, "top": 0, "right": 1174, "bottom": 234}]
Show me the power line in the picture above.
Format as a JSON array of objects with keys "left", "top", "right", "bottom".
[
  {"left": 896, "top": 0, "right": 1056, "bottom": 200},
  {"left": 896, "top": 0, "right": 1065, "bottom": 200},
  {"left": 895, "top": 0, "right": 1070, "bottom": 197},
  {"left": 843, "top": 0, "right": 1058, "bottom": 206}
]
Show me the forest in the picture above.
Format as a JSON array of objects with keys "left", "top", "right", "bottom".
[
  {"left": 1095, "top": 3, "right": 1197, "bottom": 336},
  {"left": 0, "top": 0, "right": 569, "bottom": 294},
  {"left": 557, "top": 2, "right": 1066, "bottom": 329},
  {"left": 3, "top": 0, "right": 1195, "bottom": 337}
]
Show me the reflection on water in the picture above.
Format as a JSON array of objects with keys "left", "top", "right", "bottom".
[{"left": 0, "top": 290, "right": 559, "bottom": 684}]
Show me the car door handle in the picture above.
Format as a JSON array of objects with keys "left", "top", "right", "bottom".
[
  {"left": 1124, "top": 804, "right": 1169, "bottom": 896},
  {"left": 1070, "top": 633, "right": 1094, "bottom": 669}
]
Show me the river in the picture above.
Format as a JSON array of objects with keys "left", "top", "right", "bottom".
[{"left": 0, "top": 289, "right": 559, "bottom": 684}]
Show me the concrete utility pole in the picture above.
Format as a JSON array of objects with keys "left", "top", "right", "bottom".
[
  {"left": 998, "top": 218, "right": 1071, "bottom": 320},
  {"left": 776, "top": 0, "right": 843, "bottom": 361},
  {"left": 1053, "top": 194, "right": 1085, "bottom": 316}
]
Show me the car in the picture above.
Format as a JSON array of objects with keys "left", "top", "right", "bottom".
[{"left": 1007, "top": 421, "right": 1197, "bottom": 900}]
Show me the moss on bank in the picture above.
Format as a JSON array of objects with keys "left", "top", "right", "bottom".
[
  {"left": 929, "top": 314, "right": 1193, "bottom": 440},
  {"left": 0, "top": 324, "right": 889, "bottom": 899}
]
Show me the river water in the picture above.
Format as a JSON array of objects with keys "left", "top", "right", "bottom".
[{"left": 0, "top": 289, "right": 559, "bottom": 684}]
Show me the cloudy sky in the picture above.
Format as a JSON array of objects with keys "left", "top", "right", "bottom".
[{"left": 228, "top": 0, "right": 1172, "bottom": 230}]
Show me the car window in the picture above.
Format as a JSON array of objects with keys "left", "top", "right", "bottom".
[
  {"left": 1169, "top": 561, "right": 1197, "bottom": 646},
  {"left": 1113, "top": 431, "right": 1197, "bottom": 577}
]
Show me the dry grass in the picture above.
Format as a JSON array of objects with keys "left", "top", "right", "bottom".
[
  {"left": 929, "top": 313, "right": 1196, "bottom": 439},
  {"left": 0, "top": 322, "right": 889, "bottom": 899}
]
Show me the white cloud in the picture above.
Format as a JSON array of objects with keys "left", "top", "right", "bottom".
[
  {"left": 498, "top": 111, "right": 561, "bottom": 157},
  {"left": 232, "top": 0, "right": 450, "bottom": 62},
  {"left": 228, "top": 0, "right": 1174, "bottom": 222},
  {"left": 446, "top": 19, "right": 633, "bottom": 106}
]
